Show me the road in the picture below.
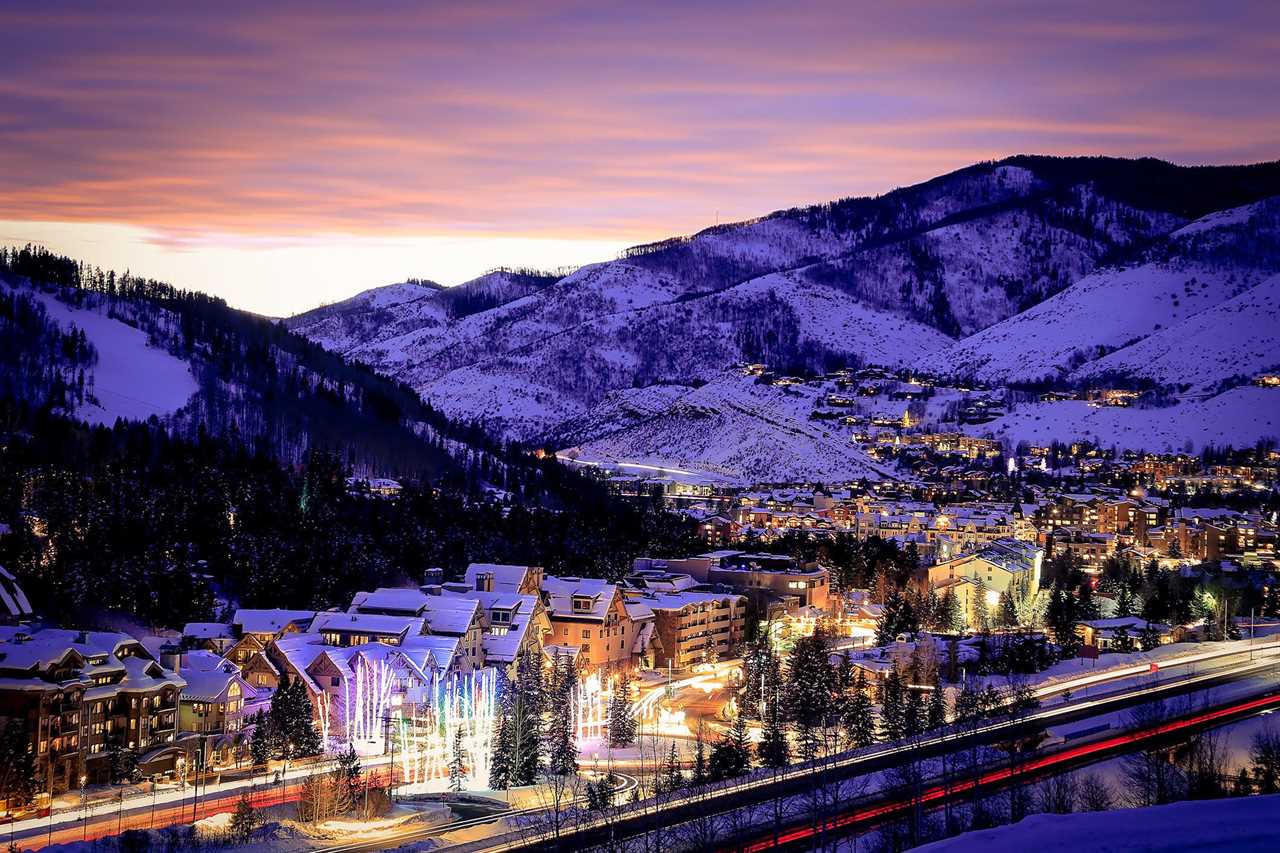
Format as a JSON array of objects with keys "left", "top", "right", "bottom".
[
  {"left": 424, "top": 648, "right": 1280, "bottom": 853},
  {"left": 732, "top": 690, "right": 1280, "bottom": 851}
]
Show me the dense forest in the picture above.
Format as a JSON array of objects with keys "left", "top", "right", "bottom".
[{"left": 0, "top": 396, "right": 701, "bottom": 629}]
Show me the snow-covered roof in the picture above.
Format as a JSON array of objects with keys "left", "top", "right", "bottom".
[
  {"left": 0, "top": 629, "right": 144, "bottom": 671},
  {"left": 419, "top": 596, "right": 480, "bottom": 636},
  {"left": 182, "top": 622, "right": 234, "bottom": 641},
  {"left": 310, "top": 611, "right": 424, "bottom": 638},
  {"left": 541, "top": 576, "right": 618, "bottom": 621},
  {"left": 464, "top": 563, "right": 538, "bottom": 593},
  {"left": 0, "top": 566, "right": 33, "bottom": 619},
  {"left": 180, "top": 665, "right": 252, "bottom": 704},
  {"left": 233, "top": 609, "right": 315, "bottom": 635}
]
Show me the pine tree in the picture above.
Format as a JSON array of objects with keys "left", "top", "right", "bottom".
[
  {"left": 1114, "top": 582, "right": 1137, "bottom": 618},
  {"left": 842, "top": 668, "right": 877, "bottom": 749},
  {"left": 1139, "top": 621, "right": 1162, "bottom": 651},
  {"left": 449, "top": 727, "right": 466, "bottom": 792},
  {"left": 229, "top": 791, "right": 259, "bottom": 844},
  {"left": 608, "top": 672, "right": 636, "bottom": 747},
  {"left": 997, "top": 589, "right": 1018, "bottom": 628},
  {"left": 489, "top": 674, "right": 515, "bottom": 790},
  {"left": 708, "top": 713, "right": 751, "bottom": 781},
  {"left": 546, "top": 653, "right": 578, "bottom": 776},
  {"left": 757, "top": 690, "right": 790, "bottom": 769},
  {"left": 937, "top": 588, "right": 962, "bottom": 633},
  {"left": 926, "top": 674, "right": 947, "bottom": 730},
  {"left": 334, "top": 744, "right": 361, "bottom": 812},
  {"left": 785, "top": 629, "right": 835, "bottom": 761},
  {"left": 271, "top": 677, "right": 321, "bottom": 759},
  {"left": 691, "top": 718, "right": 709, "bottom": 785},
  {"left": 903, "top": 683, "right": 924, "bottom": 738},
  {"left": 511, "top": 649, "right": 545, "bottom": 785},
  {"left": 880, "top": 667, "right": 906, "bottom": 742},
  {"left": 661, "top": 741, "right": 683, "bottom": 793}
]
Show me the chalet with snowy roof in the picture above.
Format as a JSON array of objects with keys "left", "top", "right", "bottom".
[
  {"left": 440, "top": 587, "right": 549, "bottom": 672},
  {"left": 310, "top": 611, "right": 426, "bottom": 647},
  {"left": 0, "top": 628, "right": 185, "bottom": 792},
  {"left": 1076, "top": 617, "right": 1173, "bottom": 651},
  {"left": 348, "top": 587, "right": 486, "bottom": 671},
  {"left": 540, "top": 576, "right": 636, "bottom": 673},
  {"left": 180, "top": 621, "right": 237, "bottom": 654},
  {"left": 927, "top": 539, "right": 1044, "bottom": 614},
  {"left": 463, "top": 562, "right": 544, "bottom": 595},
  {"left": 176, "top": 656, "right": 257, "bottom": 767}
]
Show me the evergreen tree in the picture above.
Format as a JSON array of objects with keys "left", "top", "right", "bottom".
[
  {"left": 691, "top": 718, "right": 709, "bottom": 785},
  {"left": 708, "top": 713, "right": 751, "bottom": 781},
  {"left": 661, "top": 741, "right": 683, "bottom": 793},
  {"left": 903, "top": 682, "right": 924, "bottom": 738},
  {"left": 875, "top": 588, "right": 919, "bottom": 646},
  {"left": 1138, "top": 621, "right": 1162, "bottom": 652},
  {"left": 926, "top": 674, "right": 947, "bottom": 730},
  {"left": 1114, "top": 582, "right": 1137, "bottom": 618},
  {"left": 997, "top": 589, "right": 1018, "bottom": 628},
  {"left": 511, "top": 649, "right": 545, "bottom": 785},
  {"left": 334, "top": 744, "right": 361, "bottom": 811},
  {"left": 757, "top": 690, "right": 790, "bottom": 769},
  {"left": 229, "top": 791, "right": 260, "bottom": 844},
  {"left": 271, "top": 677, "right": 321, "bottom": 758},
  {"left": 841, "top": 668, "right": 877, "bottom": 749},
  {"left": 448, "top": 727, "right": 465, "bottom": 792},
  {"left": 0, "top": 720, "right": 36, "bottom": 811},
  {"left": 248, "top": 711, "right": 277, "bottom": 766},
  {"left": 546, "top": 653, "right": 578, "bottom": 776},
  {"left": 607, "top": 672, "right": 636, "bottom": 747},
  {"left": 936, "top": 588, "right": 963, "bottom": 633},
  {"left": 489, "top": 674, "right": 515, "bottom": 790},
  {"left": 879, "top": 667, "right": 906, "bottom": 742},
  {"left": 785, "top": 629, "right": 835, "bottom": 761}
]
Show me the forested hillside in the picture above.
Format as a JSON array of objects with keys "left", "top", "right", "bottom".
[{"left": 0, "top": 400, "right": 699, "bottom": 629}]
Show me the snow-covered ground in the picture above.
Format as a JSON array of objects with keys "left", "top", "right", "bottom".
[
  {"left": 911, "top": 792, "right": 1280, "bottom": 853},
  {"left": 560, "top": 373, "right": 896, "bottom": 484},
  {"left": 23, "top": 287, "right": 198, "bottom": 425},
  {"left": 960, "top": 386, "right": 1279, "bottom": 453}
]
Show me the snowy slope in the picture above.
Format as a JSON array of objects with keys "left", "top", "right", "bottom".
[
  {"left": 1072, "top": 273, "right": 1280, "bottom": 392},
  {"left": 20, "top": 287, "right": 198, "bottom": 425},
  {"left": 919, "top": 196, "right": 1280, "bottom": 387},
  {"left": 960, "top": 386, "right": 1279, "bottom": 453},
  {"left": 914, "top": 793, "right": 1280, "bottom": 853},
  {"left": 559, "top": 374, "right": 895, "bottom": 484}
]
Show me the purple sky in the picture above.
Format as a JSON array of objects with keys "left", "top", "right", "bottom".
[{"left": 2, "top": 1, "right": 1277, "bottom": 313}]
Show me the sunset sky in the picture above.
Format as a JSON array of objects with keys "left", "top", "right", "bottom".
[{"left": 3, "top": 1, "right": 1277, "bottom": 315}]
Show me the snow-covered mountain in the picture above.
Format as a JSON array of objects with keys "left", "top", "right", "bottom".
[
  {"left": 920, "top": 197, "right": 1280, "bottom": 390},
  {"left": 287, "top": 156, "right": 1280, "bottom": 479}
]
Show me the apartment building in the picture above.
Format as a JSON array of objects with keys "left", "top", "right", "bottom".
[
  {"left": 539, "top": 576, "right": 636, "bottom": 673},
  {"left": 0, "top": 628, "right": 185, "bottom": 792}
]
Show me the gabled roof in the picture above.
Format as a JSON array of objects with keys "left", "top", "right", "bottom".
[
  {"left": 464, "top": 563, "right": 538, "bottom": 593},
  {"left": 419, "top": 596, "right": 480, "bottom": 636},
  {"left": 541, "top": 576, "right": 618, "bottom": 620},
  {"left": 349, "top": 587, "right": 430, "bottom": 616},
  {"left": 180, "top": 665, "right": 253, "bottom": 704},
  {"left": 310, "top": 611, "right": 423, "bottom": 637},
  {"left": 233, "top": 609, "right": 315, "bottom": 635}
]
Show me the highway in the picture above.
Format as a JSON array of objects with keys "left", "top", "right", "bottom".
[
  {"left": 426, "top": 646, "right": 1280, "bottom": 853},
  {"left": 733, "top": 690, "right": 1280, "bottom": 851}
]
